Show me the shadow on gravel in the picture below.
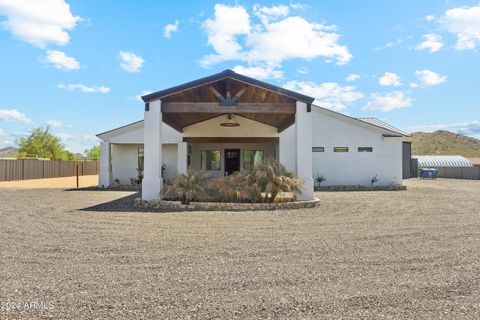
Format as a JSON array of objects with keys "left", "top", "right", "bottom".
[
  {"left": 64, "top": 186, "right": 139, "bottom": 192},
  {"left": 79, "top": 192, "right": 167, "bottom": 213}
]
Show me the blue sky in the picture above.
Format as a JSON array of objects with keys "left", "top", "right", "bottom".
[{"left": 0, "top": 0, "right": 479, "bottom": 153}]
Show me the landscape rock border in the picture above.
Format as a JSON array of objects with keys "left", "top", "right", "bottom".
[
  {"left": 315, "top": 185, "right": 407, "bottom": 192},
  {"left": 134, "top": 198, "right": 321, "bottom": 211}
]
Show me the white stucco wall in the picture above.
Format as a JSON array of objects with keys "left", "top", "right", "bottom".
[
  {"left": 111, "top": 144, "right": 178, "bottom": 185},
  {"left": 183, "top": 114, "right": 278, "bottom": 137},
  {"left": 311, "top": 107, "right": 403, "bottom": 186},
  {"left": 99, "top": 121, "right": 182, "bottom": 144},
  {"left": 279, "top": 124, "right": 296, "bottom": 173},
  {"left": 111, "top": 144, "right": 142, "bottom": 185},
  {"left": 99, "top": 107, "right": 405, "bottom": 188},
  {"left": 162, "top": 144, "right": 178, "bottom": 182}
]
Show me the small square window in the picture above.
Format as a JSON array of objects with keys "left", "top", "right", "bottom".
[
  {"left": 334, "top": 147, "right": 349, "bottom": 153},
  {"left": 312, "top": 147, "right": 325, "bottom": 152},
  {"left": 358, "top": 147, "right": 373, "bottom": 152}
]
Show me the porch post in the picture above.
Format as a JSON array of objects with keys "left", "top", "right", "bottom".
[
  {"left": 295, "top": 101, "right": 314, "bottom": 200},
  {"left": 177, "top": 142, "right": 188, "bottom": 175},
  {"left": 142, "top": 100, "right": 163, "bottom": 200},
  {"left": 99, "top": 141, "right": 111, "bottom": 188},
  {"left": 279, "top": 125, "right": 296, "bottom": 173}
]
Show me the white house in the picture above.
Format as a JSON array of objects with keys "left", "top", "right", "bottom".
[{"left": 97, "top": 70, "right": 410, "bottom": 201}]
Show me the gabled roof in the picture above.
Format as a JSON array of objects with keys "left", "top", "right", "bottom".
[
  {"left": 358, "top": 118, "right": 410, "bottom": 137},
  {"left": 142, "top": 69, "right": 315, "bottom": 104},
  {"left": 96, "top": 120, "right": 143, "bottom": 139},
  {"left": 311, "top": 104, "right": 410, "bottom": 138}
]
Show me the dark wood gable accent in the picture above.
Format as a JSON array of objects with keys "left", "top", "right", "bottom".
[{"left": 142, "top": 70, "right": 313, "bottom": 133}]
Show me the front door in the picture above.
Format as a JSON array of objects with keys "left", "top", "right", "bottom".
[{"left": 224, "top": 149, "right": 240, "bottom": 175}]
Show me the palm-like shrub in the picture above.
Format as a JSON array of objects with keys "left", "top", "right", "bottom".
[
  {"left": 164, "top": 169, "right": 209, "bottom": 205},
  {"left": 250, "top": 159, "right": 303, "bottom": 203},
  {"left": 214, "top": 171, "right": 258, "bottom": 203}
]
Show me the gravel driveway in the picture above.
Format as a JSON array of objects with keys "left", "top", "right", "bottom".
[{"left": 1, "top": 179, "right": 479, "bottom": 319}]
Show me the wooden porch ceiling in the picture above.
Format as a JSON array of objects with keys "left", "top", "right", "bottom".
[{"left": 160, "top": 77, "right": 296, "bottom": 133}]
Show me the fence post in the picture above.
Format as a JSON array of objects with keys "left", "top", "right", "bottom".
[{"left": 76, "top": 164, "right": 79, "bottom": 188}]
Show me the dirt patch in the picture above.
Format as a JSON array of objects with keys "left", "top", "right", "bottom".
[
  {"left": 0, "top": 178, "right": 479, "bottom": 319},
  {"left": 0, "top": 175, "right": 98, "bottom": 189}
]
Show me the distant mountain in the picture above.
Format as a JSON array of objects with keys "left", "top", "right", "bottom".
[
  {"left": 0, "top": 147, "right": 18, "bottom": 157},
  {"left": 411, "top": 130, "right": 480, "bottom": 158}
]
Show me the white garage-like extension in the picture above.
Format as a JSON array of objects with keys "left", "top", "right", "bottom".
[{"left": 97, "top": 70, "right": 410, "bottom": 200}]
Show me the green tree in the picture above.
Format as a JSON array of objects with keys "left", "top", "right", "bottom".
[
  {"left": 62, "top": 150, "right": 77, "bottom": 161},
  {"left": 17, "top": 127, "right": 67, "bottom": 160},
  {"left": 84, "top": 145, "right": 100, "bottom": 160}
]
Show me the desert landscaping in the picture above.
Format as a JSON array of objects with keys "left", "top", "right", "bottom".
[{"left": 1, "top": 178, "right": 479, "bottom": 319}]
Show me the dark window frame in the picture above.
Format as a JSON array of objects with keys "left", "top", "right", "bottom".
[
  {"left": 138, "top": 148, "right": 144, "bottom": 171},
  {"left": 201, "top": 150, "right": 221, "bottom": 171},
  {"left": 358, "top": 147, "right": 373, "bottom": 153},
  {"left": 334, "top": 147, "right": 349, "bottom": 153},
  {"left": 312, "top": 147, "right": 325, "bottom": 152},
  {"left": 243, "top": 150, "right": 265, "bottom": 170}
]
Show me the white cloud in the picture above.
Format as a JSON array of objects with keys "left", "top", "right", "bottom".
[
  {"left": 416, "top": 34, "right": 443, "bottom": 53},
  {"left": 79, "top": 134, "right": 100, "bottom": 144},
  {"left": 379, "top": 72, "right": 402, "bottom": 87},
  {"left": 233, "top": 65, "right": 283, "bottom": 79},
  {"left": 425, "top": 15, "right": 435, "bottom": 22},
  {"left": 374, "top": 37, "right": 403, "bottom": 50},
  {"left": 363, "top": 91, "right": 412, "bottom": 112},
  {"left": 201, "top": 4, "right": 251, "bottom": 66},
  {"left": 201, "top": 4, "right": 351, "bottom": 74},
  {"left": 163, "top": 20, "right": 179, "bottom": 39},
  {"left": 0, "top": 128, "right": 5, "bottom": 138},
  {"left": 346, "top": 73, "right": 360, "bottom": 82},
  {"left": 253, "top": 4, "right": 289, "bottom": 24},
  {"left": 289, "top": 3, "right": 310, "bottom": 10},
  {"left": 410, "top": 83, "right": 419, "bottom": 88},
  {"left": 119, "top": 51, "right": 144, "bottom": 73},
  {"left": 284, "top": 81, "right": 363, "bottom": 111},
  {"left": 297, "top": 66, "right": 309, "bottom": 74},
  {"left": 442, "top": 4, "right": 480, "bottom": 50},
  {"left": 133, "top": 90, "right": 153, "bottom": 101},
  {"left": 0, "top": 0, "right": 81, "bottom": 47},
  {"left": 415, "top": 69, "right": 447, "bottom": 86},
  {"left": 57, "top": 83, "right": 111, "bottom": 93},
  {"left": 46, "top": 119, "right": 64, "bottom": 127},
  {"left": 42, "top": 50, "right": 80, "bottom": 71},
  {"left": 56, "top": 132, "right": 72, "bottom": 141},
  {"left": 406, "top": 120, "right": 480, "bottom": 137},
  {"left": 0, "top": 109, "right": 32, "bottom": 124}
]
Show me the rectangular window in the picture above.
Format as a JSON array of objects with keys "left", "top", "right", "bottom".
[
  {"left": 138, "top": 148, "right": 144, "bottom": 171},
  {"left": 201, "top": 150, "right": 221, "bottom": 170},
  {"left": 334, "top": 147, "right": 349, "bottom": 153},
  {"left": 358, "top": 147, "right": 373, "bottom": 152},
  {"left": 243, "top": 150, "right": 264, "bottom": 170},
  {"left": 312, "top": 147, "right": 325, "bottom": 152}
]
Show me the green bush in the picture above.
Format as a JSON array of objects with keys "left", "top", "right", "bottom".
[{"left": 164, "top": 169, "right": 210, "bottom": 205}]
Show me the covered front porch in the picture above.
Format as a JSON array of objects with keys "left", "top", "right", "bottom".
[{"left": 140, "top": 69, "right": 315, "bottom": 201}]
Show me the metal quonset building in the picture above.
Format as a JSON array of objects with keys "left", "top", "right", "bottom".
[
  {"left": 412, "top": 155, "right": 480, "bottom": 180},
  {"left": 415, "top": 155, "right": 473, "bottom": 168}
]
